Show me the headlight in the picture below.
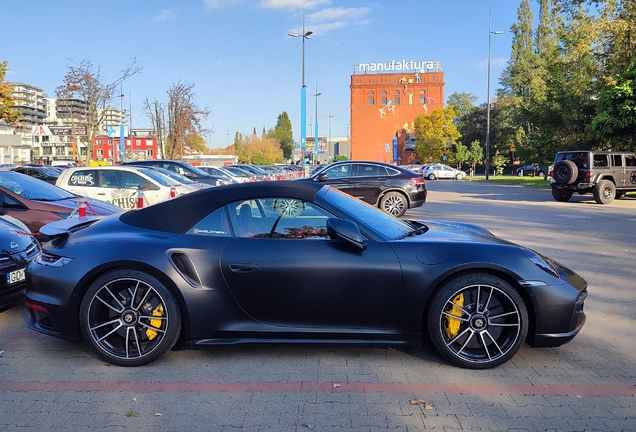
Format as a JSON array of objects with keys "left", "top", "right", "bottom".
[{"left": 520, "top": 248, "right": 559, "bottom": 278}]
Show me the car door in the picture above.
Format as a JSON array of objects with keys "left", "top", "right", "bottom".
[
  {"left": 316, "top": 163, "right": 356, "bottom": 197},
  {"left": 219, "top": 198, "right": 403, "bottom": 331},
  {"left": 348, "top": 163, "right": 387, "bottom": 204}
]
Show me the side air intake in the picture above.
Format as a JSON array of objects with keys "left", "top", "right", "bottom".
[{"left": 170, "top": 252, "right": 202, "bottom": 287}]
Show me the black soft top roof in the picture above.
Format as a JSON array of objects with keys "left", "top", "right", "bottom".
[{"left": 119, "top": 180, "right": 324, "bottom": 233}]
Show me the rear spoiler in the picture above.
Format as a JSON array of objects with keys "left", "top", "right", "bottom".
[{"left": 39, "top": 216, "right": 103, "bottom": 243}]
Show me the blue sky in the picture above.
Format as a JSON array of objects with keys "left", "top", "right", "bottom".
[{"left": 3, "top": 0, "right": 525, "bottom": 149}]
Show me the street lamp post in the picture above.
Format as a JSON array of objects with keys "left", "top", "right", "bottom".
[
  {"left": 288, "top": 18, "right": 312, "bottom": 174},
  {"left": 485, "top": 8, "right": 503, "bottom": 180},
  {"left": 310, "top": 83, "right": 321, "bottom": 165}
]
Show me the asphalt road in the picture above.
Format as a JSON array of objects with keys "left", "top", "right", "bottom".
[{"left": 0, "top": 179, "right": 634, "bottom": 431}]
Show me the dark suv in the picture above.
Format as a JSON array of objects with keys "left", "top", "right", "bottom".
[
  {"left": 303, "top": 161, "right": 426, "bottom": 217},
  {"left": 550, "top": 151, "right": 636, "bottom": 204}
]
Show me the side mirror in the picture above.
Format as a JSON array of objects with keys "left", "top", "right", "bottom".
[
  {"left": 316, "top": 173, "right": 328, "bottom": 182},
  {"left": 326, "top": 218, "right": 366, "bottom": 251}
]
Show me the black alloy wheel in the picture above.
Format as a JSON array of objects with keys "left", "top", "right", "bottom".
[
  {"left": 551, "top": 187, "right": 573, "bottom": 202},
  {"left": 593, "top": 179, "right": 615, "bottom": 205},
  {"left": 79, "top": 269, "right": 181, "bottom": 366},
  {"left": 427, "top": 273, "right": 528, "bottom": 369}
]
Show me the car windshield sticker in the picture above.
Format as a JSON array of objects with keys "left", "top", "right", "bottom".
[{"left": 70, "top": 172, "right": 95, "bottom": 186}]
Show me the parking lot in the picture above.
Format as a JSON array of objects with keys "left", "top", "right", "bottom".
[{"left": 1, "top": 180, "right": 635, "bottom": 431}]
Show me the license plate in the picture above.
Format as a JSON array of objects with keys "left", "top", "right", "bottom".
[{"left": 7, "top": 268, "right": 26, "bottom": 285}]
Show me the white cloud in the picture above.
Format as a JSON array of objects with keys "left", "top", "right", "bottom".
[
  {"left": 261, "top": 0, "right": 330, "bottom": 10},
  {"left": 155, "top": 9, "right": 175, "bottom": 21},
  {"left": 307, "top": 7, "right": 370, "bottom": 23}
]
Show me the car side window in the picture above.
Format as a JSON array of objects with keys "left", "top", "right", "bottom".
[
  {"left": 625, "top": 155, "right": 636, "bottom": 166},
  {"left": 325, "top": 164, "right": 352, "bottom": 178},
  {"left": 612, "top": 155, "right": 623, "bottom": 167},
  {"left": 187, "top": 207, "right": 231, "bottom": 237},
  {"left": 227, "top": 198, "right": 333, "bottom": 240},
  {"left": 69, "top": 170, "right": 97, "bottom": 187},
  {"left": 356, "top": 164, "right": 381, "bottom": 177},
  {"left": 593, "top": 154, "right": 608, "bottom": 167}
]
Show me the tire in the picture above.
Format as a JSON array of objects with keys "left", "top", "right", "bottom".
[
  {"left": 551, "top": 187, "right": 573, "bottom": 202},
  {"left": 427, "top": 173, "right": 436, "bottom": 180},
  {"left": 79, "top": 269, "right": 181, "bottom": 366},
  {"left": 593, "top": 180, "right": 615, "bottom": 204},
  {"left": 426, "top": 273, "right": 528, "bottom": 369},
  {"left": 553, "top": 160, "right": 578, "bottom": 185},
  {"left": 274, "top": 198, "right": 303, "bottom": 217},
  {"left": 380, "top": 192, "right": 407, "bottom": 217},
  {"left": 456, "top": 173, "right": 465, "bottom": 180}
]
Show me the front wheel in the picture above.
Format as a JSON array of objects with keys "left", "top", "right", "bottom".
[
  {"left": 380, "top": 192, "right": 407, "bottom": 217},
  {"left": 427, "top": 173, "right": 437, "bottom": 180},
  {"left": 79, "top": 269, "right": 181, "bottom": 366},
  {"left": 427, "top": 273, "right": 528, "bottom": 369}
]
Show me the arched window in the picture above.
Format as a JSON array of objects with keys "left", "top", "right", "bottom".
[
  {"left": 368, "top": 90, "right": 375, "bottom": 105},
  {"left": 381, "top": 90, "right": 387, "bottom": 105},
  {"left": 419, "top": 89, "right": 426, "bottom": 104},
  {"left": 393, "top": 90, "right": 400, "bottom": 105}
]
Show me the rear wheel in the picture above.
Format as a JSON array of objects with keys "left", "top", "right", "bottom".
[
  {"left": 427, "top": 173, "right": 437, "bottom": 180},
  {"left": 380, "top": 192, "right": 407, "bottom": 217},
  {"left": 427, "top": 273, "right": 528, "bottom": 369},
  {"left": 593, "top": 180, "right": 615, "bottom": 204},
  {"left": 79, "top": 269, "right": 181, "bottom": 366},
  {"left": 552, "top": 187, "right": 573, "bottom": 202}
]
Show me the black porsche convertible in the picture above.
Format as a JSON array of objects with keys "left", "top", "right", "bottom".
[{"left": 24, "top": 181, "right": 587, "bottom": 369}]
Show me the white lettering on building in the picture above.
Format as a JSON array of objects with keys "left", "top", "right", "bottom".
[{"left": 354, "top": 60, "right": 443, "bottom": 74}]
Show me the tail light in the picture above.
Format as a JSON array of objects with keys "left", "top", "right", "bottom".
[
  {"left": 169, "top": 187, "right": 177, "bottom": 198},
  {"left": 409, "top": 177, "right": 425, "bottom": 185}
]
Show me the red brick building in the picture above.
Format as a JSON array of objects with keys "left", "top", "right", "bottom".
[
  {"left": 350, "top": 60, "right": 445, "bottom": 163},
  {"left": 93, "top": 131, "right": 157, "bottom": 164}
]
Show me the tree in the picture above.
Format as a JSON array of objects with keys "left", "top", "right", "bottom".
[
  {"left": 144, "top": 81, "right": 212, "bottom": 160},
  {"left": 453, "top": 141, "right": 470, "bottom": 170},
  {"left": 468, "top": 140, "right": 484, "bottom": 174},
  {"left": 0, "top": 61, "right": 21, "bottom": 128},
  {"left": 592, "top": 62, "right": 636, "bottom": 151},
  {"left": 446, "top": 92, "right": 478, "bottom": 122},
  {"left": 492, "top": 154, "right": 508, "bottom": 176},
  {"left": 56, "top": 58, "right": 141, "bottom": 165},
  {"left": 413, "top": 107, "right": 460, "bottom": 163},
  {"left": 267, "top": 112, "right": 294, "bottom": 160},
  {"left": 184, "top": 134, "right": 210, "bottom": 154}
]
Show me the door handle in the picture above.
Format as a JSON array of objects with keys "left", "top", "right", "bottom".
[{"left": 229, "top": 263, "right": 262, "bottom": 273}]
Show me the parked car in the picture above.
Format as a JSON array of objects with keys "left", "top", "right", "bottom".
[
  {"left": 0, "top": 170, "right": 122, "bottom": 241},
  {"left": 25, "top": 181, "right": 586, "bottom": 369},
  {"left": 56, "top": 165, "right": 192, "bottom": 210},
  {"left": 0, "top": 218, "right": 40, "bottom": 312},
  {"left": 198, "top": 165, "right": 247, "bottom": 183},
  {"left": 516, "top": 163, "right": 548, "bottom": 177},
  {"left": 421, "top": 164, "right": 466, "bottom": 180},
  {"left": 220, "top": 165, "right": 258, "bottom": 182},
  {"left": 304, "top": 160, "right": 426, "bottom": 217},
  {"left": 229, "top": 164, "right": 272, "bottom": 181},
  {"left": 143, "top": 166, "right": 213, "bottom": 192},
  {"left": 122, "top": 160, "right": 231, "bottom": 186},
  {"left": 550, "top": 150, "right": 636, "bottom": 204},
  {"left": 10, "top": 166, "right": 61, "bottom": 184}
]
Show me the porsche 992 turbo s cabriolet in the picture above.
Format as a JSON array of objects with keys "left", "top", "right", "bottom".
[{"left": 24, "top": 181, "right": 587, "bottom": 369}]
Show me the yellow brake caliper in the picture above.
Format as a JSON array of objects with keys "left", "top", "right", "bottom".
[
  {"left": 444, "top": 293, "right": 464, "bottom": 339},
  {"left": 146, "top": 304, "right": 164, "bottom": 340}
]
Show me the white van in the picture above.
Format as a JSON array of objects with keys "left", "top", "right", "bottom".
[{"left": 55, "top": 165, "right": 190, "bottom": 210}]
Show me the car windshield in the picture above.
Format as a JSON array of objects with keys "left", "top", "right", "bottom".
[
  {"left": 184, "top": 164, "right": 212, "bottom": 176},
  {"left": 321, "top": 187, "right": 413, "bottom": 240},
  {"left": 149, "top": 167, "right": 197, "bottom": 184},
  {"left": 136, "top": 167, "right": 182, "bottom": 187},
  {"left": 0, "top": 171, "right": 76, "bottom": 200}
]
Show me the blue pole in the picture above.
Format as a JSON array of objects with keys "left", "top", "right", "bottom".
[
  {"left": 300, "top": 85, "right": 306, "bottom": 166},
  {"left": 119, "top": 123, "right": 125, "bottom": 164}
]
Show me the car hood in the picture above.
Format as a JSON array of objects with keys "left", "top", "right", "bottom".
[
  {"left": 402, "top": 220, "right": 513, "bottom": 245},
  {"left": 32, "top": 197, "right": 123, "bottom": 215},
  {"left": 0, "top": 219, "right": 37, "bottom": 251}
]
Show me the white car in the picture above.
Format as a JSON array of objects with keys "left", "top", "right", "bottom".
[
  {"left": 56, "top": 165, "right": 193, "bottom": 210},
  {"left": 421, "top": 163, "right": 466, "bottom": 180}
]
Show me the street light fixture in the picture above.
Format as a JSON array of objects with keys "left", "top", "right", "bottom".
[
  {"left": 310, "top": 83, "right": 321, "bottom": 164},
  {"left": 288, "top": 17, "right": 313, "bottom": 174},
  {"left": 485, "top": 8, "right": 503, "bottom": 180}
]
